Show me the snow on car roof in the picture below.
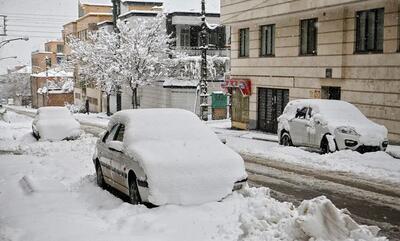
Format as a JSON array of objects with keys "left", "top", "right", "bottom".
[
  {"left": 109, "top": 109, "right": 247, "bottom": 205},
  {"left": 38, "top": 107, "right": 72, "bottom": 118}
]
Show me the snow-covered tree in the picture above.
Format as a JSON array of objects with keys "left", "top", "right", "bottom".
[
  {"left": 67, "top": 13, "right": 227, "bottom": 110},
  {"left": 68, "top": 13, "right": 171, "bottom": 109},
  {"left": 168, "top": 54, "right": 229, "bottom": 81}
]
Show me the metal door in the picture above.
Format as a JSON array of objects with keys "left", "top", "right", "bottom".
[{"left": 257, "top": 88, "right": 289, "bottom": 133}]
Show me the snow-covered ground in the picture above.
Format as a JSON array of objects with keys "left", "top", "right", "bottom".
[{"left": 0, "top": 111, "right": 387, "bottom": 241}]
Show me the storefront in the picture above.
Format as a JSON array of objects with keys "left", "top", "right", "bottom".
[{"left": 222, "top": 79, "right": 251, "bottom": 129}]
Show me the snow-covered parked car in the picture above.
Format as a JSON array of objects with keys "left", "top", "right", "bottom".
[
  {"left": 93, "top": 109, "right": 247, "bottom": 206},
  {"left": 278, "top": 99, "right": 388, "bottom": 153},
  {"left": 32, "top": 107, "right": 81, "bottom": 141}
]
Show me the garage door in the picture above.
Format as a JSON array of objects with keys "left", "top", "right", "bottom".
[{"left": 257, "top": 88, "right": 289, "bottom": 133}]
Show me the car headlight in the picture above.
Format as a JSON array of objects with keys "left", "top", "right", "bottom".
[{"left": 336, "top": 126, "right": 359, "bottom": 136}]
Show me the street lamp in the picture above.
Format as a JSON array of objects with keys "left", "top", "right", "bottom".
[
  {"left": 0, "top": 37, "right": 29, "bottom": 49},
  {"left": 0, "top": 56, "right": 17, "bottom": 61}
]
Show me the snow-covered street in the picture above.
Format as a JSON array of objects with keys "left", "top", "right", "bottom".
[{"left": 0, "top": 111, "right": 392, "bottom": 241}]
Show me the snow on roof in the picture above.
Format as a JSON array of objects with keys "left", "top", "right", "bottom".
[
  {"left": 79, "top": 0, "right": 112, "bottom": 6},
  {"left": 163, "top": 79, "right": 197, "bottom": 87},
  {"left": 31, "top": 69, "right": 73, "bottom": 78},
  {"left": 7, "top": 65, "right": 32, "bottom": 74},
  {"left": 119, "top": 10, "right": 159, "bottom": 19},
  {"left": 109, "top": 109, "right": 246, "bottom": 205},
  {"left": 121, "top": 0, "right": 163, "bottom": 3},
  {"left": 14, "top": 66, "right": 32, "bottom": 74},
  {"left": 163, "top": 0, "right": 220, "bottom": 14}
]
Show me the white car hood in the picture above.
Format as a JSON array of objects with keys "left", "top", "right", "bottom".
[{"left": 330, "top": 119, "right": 387, "bottom": 145}]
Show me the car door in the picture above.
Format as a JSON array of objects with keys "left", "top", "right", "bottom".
[
  {"left": 100, "top": 124, "right": 119, "bottom": 185},
  {"left": 308, "top": 109, "right": 326, "bottom": 148},
  {"left": 109, "top": 124, "right": 128, "bottom": 194},
  {"left": 289, "top": 106, "right": 310, "bottom": 146}
]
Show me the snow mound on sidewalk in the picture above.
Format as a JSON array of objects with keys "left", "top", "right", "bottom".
[
  {"left": 297, "top": 196, "right": 384, "bottom": 241},
  {"left": 238, "top": 188, "right": 386, "bottom": 241}
]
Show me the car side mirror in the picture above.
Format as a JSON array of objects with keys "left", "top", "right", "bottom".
[
  {"left": 109, "top": 141, "right": 123, "bottom": 153},
  {"left": 295, "top": 108, "right": 301, "bottom": 118}
]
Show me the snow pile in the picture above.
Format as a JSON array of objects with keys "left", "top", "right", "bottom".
[
  {"left": 109, "top": 109, "right": 247, "bottom": 205},
  {"left": 33, "top": 107, "right": 80, "bottom": 141},
  {"left": 238, "top": 188, "right": 386, "bottom": 241}
]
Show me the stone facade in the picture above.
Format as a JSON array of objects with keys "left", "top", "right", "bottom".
[{"left": 221, "top": 0, "right": 400, "bottom": 143}]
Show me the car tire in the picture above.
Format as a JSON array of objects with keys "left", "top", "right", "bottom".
[
  {"left": 281, "top": 132, "right": 293, "bottom": 146},
  {"left": 128, "top": 176, "right": 142, "bottom": 205},
  {"left": 321, "top": 135, "right": 336, "bottom": 154},
  {"left": 96, "top": 162, "right": 106, "bottom": 189}
]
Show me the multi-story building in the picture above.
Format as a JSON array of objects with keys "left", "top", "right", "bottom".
[
  {"left": 64, "top": 0, "right": 113, "bottom": 113},
  {"left": 221, "top": 0, "right": 400, "bottom": 143}
]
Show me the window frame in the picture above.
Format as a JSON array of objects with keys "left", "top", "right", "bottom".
[
  {"left": 260, "top": 24, "right": 275, "bottom": 57},
  {"left": 299, "top": 18, "right": 318, "bottom": 56},
  {"left": 239, "top": 28, "right": 250, "bottom": 58},
  {"left": 355, "top": 8, "right": 384, "bottom": 54}
]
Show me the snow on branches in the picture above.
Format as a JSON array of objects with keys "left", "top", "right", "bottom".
[{"left": 67, "top": 13, "right": 227, "bottom": 108}]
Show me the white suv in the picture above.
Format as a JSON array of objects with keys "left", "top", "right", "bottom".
[{"left": 277, "top": 99, "right": 388, "bottom": 153}]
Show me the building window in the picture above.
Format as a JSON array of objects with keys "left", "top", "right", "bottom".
[
  {"left": 321, "top": 86, "right": 341, "bottom": 100},
  {"left": 180, "top": 26, "right": 190, "bottom": 47},
  {"left": 239, "top": 28, "right": 249, "bottom": 57},
  {"left": 260, "top": 24, "right": 275, "bottom": 56},
  {"left": 355, "top": 8, "right": 384, "bottom": 53},
  {"left": 300, "top": 18, "right": 318, "bottom": 55},
  {"left": 57, "top": 44, "right": 64, "bottom": 53}
]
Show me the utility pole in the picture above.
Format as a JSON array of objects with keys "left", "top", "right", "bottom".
[
  {"left": 0, "top": 15, "right": 6, "bottom": 36},
  {"left": 199, "top": 0, "right": 209, "bottom": 121}
]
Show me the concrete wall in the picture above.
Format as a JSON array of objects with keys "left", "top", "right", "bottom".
[{"left": 221, "top": 0, "right": 400, "bottom": 143}]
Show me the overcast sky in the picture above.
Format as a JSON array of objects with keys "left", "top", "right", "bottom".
[{"left": 0, "top": 0, "right": 78, "bottom": 74}]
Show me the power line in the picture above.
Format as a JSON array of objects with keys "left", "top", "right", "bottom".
[
  {"left": 7, "top": 24, "right": 63, "bottom": 29},
  {"left": 1, "top": 12, "right": 75, "bottom": 18},
  {"left": 6, "top": 34, "right": 60, "bottom": 39},
  {"left": 8, "top": 29, "right": 62, "bottom": 34}
]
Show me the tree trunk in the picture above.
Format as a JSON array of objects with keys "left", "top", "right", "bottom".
[{"left": 131, "top": 87, "right": 137, "bottom": 109}]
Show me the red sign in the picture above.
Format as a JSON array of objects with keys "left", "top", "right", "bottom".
[{"left": 221, "top": 79, "right": 252, "bottom": 96}]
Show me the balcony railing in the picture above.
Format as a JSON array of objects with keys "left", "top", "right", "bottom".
[{"left": 173, "top": 47, "right": 229, "bottom": 57}]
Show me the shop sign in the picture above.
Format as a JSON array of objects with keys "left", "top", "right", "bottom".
[{"left": 221, "top": 79, "right": 252, "bottom": 96}]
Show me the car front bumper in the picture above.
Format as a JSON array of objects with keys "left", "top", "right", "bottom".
[{"left": 336, "top": 135, "right": 388, "bottom": 153}]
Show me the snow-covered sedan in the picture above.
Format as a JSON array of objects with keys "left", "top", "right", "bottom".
[
  {"left": 93, "top": 109, "right": 247, "bottom": 206},
  {"left": 278, "top": 99, "right": 388, "bottom": 153},
  {"left": 32, "top": 107, "right": 81, "bottom": 141}
]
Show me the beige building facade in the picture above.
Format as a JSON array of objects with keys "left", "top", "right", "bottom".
[{"left": 221, "top": 0, "right": 400, "bottom": 143}]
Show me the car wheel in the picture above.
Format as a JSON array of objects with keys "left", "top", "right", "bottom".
[
  {"left": 321, "top": 135, "right": 336, "bottom": 154},
  {"left": 128, "top": 177, "right": 141, "bottom": 205},
  {"left": 96, "top": 162, "right": 106, "bottom": 189},
  {"left": 281, "top": 132, "right": 293, "bottom": 146}
]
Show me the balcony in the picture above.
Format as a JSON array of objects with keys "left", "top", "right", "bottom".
[{"left": 173, "top": 46, "right": 229, "bottom": 57}]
